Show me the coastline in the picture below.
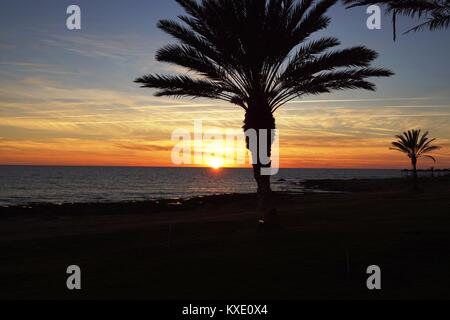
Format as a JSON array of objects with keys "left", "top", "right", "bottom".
[{"left": 1, "top": 174, "right": 448, "bottom": 211}]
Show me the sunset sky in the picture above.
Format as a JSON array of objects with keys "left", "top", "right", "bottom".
[{"left": 1, "top": 0, "right": 449, "bottom": 169}]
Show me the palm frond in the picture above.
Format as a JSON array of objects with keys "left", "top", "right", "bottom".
[
  {"left": 343, "top": 0, "right": 450, "bottom": 39},
  {"left": 406, "top": 9, "right": 450, "bottom": 32},
  {"left": 137, "top": 0, "right": 392, "bottom": 115},
  {"left": 134, "top": 74, "right": 236, "bottom": 101},
  {"left": 424, "top": 155, "right": 437, "bottom": 163}
]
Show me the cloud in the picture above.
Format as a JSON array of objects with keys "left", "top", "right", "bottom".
[
  {"left": 115, "top": 142, "right": 173, "bottom": 152},
  {"left": 0, "top": 61, "right": 87, "bottom": 77},
  {"left": 287, "top": 97, "right": 430, "bottom": 104},
  {"left": 40, "top": 33, "right": 161, "bottom": 63},
  {"left": 0, "top": 43, "right": 15, "bottom": 49}
]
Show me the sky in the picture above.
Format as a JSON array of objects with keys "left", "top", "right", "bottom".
[{"left": 0, "top": 0, "right": 449, "bottom": 169}]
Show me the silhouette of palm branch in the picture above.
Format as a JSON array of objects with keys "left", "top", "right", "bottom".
[{"left": 343, "top": 0, "right": 450, "bottom": 40}]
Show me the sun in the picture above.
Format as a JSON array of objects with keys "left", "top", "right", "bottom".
[{"left": 207, "top": 157, "right": 224, "bottom": 170}]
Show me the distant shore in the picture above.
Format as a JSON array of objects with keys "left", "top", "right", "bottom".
[{"left": 1, "top": 175, "right": 449, "bottom": 299}]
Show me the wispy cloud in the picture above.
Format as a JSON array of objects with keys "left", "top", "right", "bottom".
[
  {"left": 0, "top": 43, "right": 15, "bottom": 50},
  {"left": 288, "top": 97, "right": 430, "bottom": 104},
  {"left": 115, "top": 142, "right": 173, "bottom": 152},
  {"left": 0, "top": 61, "right": 86, "bottom": 77},
  {"left": 39, "top": 33, "right": 161, "bottom": 67}
]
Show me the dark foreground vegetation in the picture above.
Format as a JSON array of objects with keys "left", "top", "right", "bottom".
[{"left": 1, "top": 176, "right": 449, "bottom": 299}]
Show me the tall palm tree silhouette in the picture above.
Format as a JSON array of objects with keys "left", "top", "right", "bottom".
[
  {"left": 391, "top": 129, "right": 441, "bottom": 185},
  {"left": 343, "top": 0, "right": 450, "bottom": 40},
  {"left": 136, "top": 0, "right": 393, "bottom": 227}
]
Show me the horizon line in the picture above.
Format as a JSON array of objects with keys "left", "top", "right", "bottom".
[{"left": 0, "top": 164, "right": 441, "bottom": 170}]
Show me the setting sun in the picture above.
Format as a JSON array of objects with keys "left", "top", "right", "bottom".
[{"left": 206, "top": 157, "right": 224, "bottom": 170}]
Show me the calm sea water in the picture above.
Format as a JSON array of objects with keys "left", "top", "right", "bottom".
[{"left": 0, "top": 166, "right": 402, "bottom": 206}]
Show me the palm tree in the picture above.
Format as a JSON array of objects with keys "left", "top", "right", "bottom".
[
  {"left": 343, "top": 0, "right": 450, "bottom": 40},
  {"left": 135, "top": 0, "right": 393, "bottom": 227},
  {"left": 390, "top": 129, "right": 441, "bottom": 185}
]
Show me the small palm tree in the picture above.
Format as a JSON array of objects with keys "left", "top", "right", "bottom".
[
  {"left": 343, "top": 0, "right": 450, "bottom": 40},
  {"left": 136, "top": 0, "right": 393, "bottom": 227},
  {"left": 391, "top": 129, "right": 441, "bottom": 184}
]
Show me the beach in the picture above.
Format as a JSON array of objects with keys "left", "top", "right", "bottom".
[{"left": 1, "top": 176, "right": 450, "bottom": 300}]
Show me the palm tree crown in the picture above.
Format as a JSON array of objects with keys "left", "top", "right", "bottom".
[
  {"left": 135, "top": 0, "right": 393, "bottom": 125},
  {"left": 391, "top": 129, "right": 441, "bottom": 165},
  {"left": 343, "top": 0, "right": 450, "bottom": 40}
]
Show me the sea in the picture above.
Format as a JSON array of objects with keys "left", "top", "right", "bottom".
[{"left": 0, "top": 166, "right": 403, "bottom": 206}]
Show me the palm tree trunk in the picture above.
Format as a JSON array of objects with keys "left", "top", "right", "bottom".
[
  {"left": 244, "top": 102, "right": 279, "bottom": 228},
  {"left": 252, "top": 162, "right": 279, "bottom": 228},
  {"left": 412, "top": 157, "right": 418, "bottom": 188}
]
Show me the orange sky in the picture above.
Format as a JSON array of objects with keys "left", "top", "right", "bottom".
[{"left": 1, "top": 89, "right": 449, "bottom": 169}]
